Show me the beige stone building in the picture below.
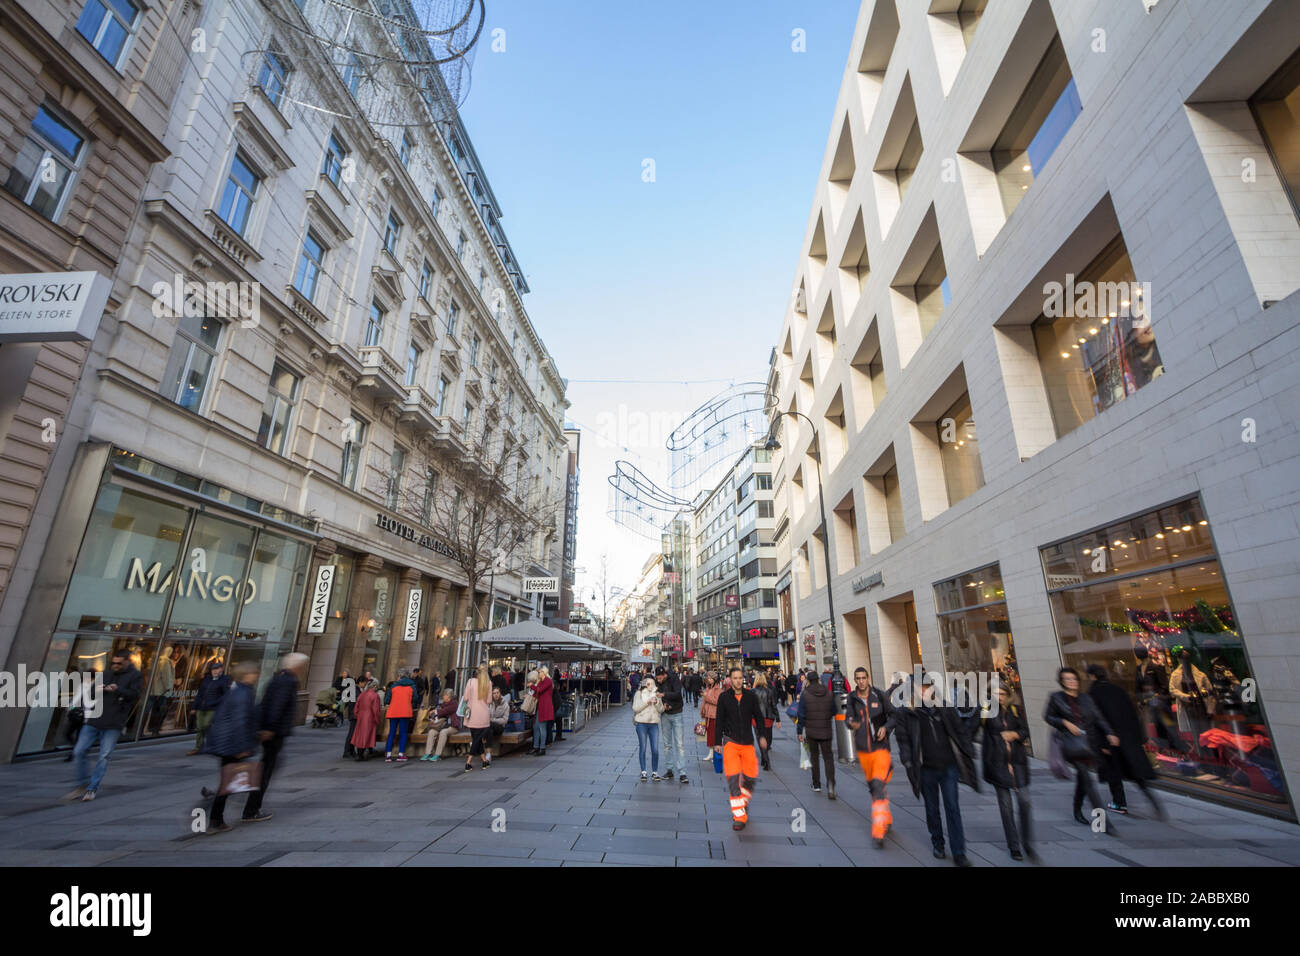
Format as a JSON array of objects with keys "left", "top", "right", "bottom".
[{"left": 769, "top": 0, "right": 1300, "bottom": 817}]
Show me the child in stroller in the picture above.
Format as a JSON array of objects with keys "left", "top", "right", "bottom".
[{"left": 312, "top": 686, "right": 344, "bottom": 727}]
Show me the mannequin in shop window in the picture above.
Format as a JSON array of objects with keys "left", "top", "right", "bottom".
[
  {"left": 145, "top": 646, "right": 176, "bottom": 736},
  {"left": 1169, "top": 647, "right": 1212, "bottom": 754}
]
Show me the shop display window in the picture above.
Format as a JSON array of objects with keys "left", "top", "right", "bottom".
[{"left": 1040, "top": 498, "right": 1282, "bottom": 807}]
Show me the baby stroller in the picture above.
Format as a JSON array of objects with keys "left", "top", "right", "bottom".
[{"left": 311, "top": 687, "right": 344, "bottom": 728}]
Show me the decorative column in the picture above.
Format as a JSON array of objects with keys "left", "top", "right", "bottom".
[
  {"left": 387, "top": 567, "right": 424, "bottom": 683},
  {"left": 420, "top": 578, "right": 452, "bottom": 676},
  {"left": 296, "top": 538, "right": 337, "bottom": 705},
  {"left": 341, "top": 554, "right": 385, "bottom": 679}
]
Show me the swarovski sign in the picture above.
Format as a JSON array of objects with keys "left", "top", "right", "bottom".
[
  {"left": 306, "top": 565, "right": 336, "bottom": 633},
  {"left": 0, "top": 271, "right": 112, "bottom": 342}
]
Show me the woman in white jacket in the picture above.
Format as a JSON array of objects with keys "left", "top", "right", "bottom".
[{"left": 632, "top": 676, "right": 662, "bottom": 781}]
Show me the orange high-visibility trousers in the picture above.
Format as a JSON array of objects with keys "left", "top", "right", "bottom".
[
  {"left": 723, "top": 742, "right": 759, "bottom": 822},
  {"left": 857, "top": 749, "right": 893, "bottom": 839}
]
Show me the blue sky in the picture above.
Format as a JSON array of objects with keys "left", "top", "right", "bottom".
[{"left": 458, "top": 0, "right": 861, "bottom": 599}]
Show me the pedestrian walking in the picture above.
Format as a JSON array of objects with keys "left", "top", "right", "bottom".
[
  {"left": 751, "top": 673, "right": 780, "bottom": 771},
  {"left": 632, "top": 675, "right": 662, "bottom": 780},
  {"left": 847, "top": 666, "right": 896, "bottom": 847},
  {"left": 715, "top": 667, "right": 767, "bottom": 830},
  {"left": 1087, "top": 664, "right": 1164, "bottom": 819},
  {"left": 548, "top": 672, "right": 565, "bottom": 744},
  {"left": 189, "top": 660, "right": 229, "bottom": 755},
  {"left": 204, "top": 660, "right": 260, "bottom": 833},
  {"left": 699, "top": 673, "right": 722, "bottom": 761},
  {"left": 528, "top": 666, "right": 554, "bottom": 756},
  {"left": 982, "top": 683, "right": 1034, "bottom": 860},
  {"left": 383, "top": 667, "right": 418, "bottom": 762},
  {"left": 1044, "top": 667, "right": 1120, "bottom": 830},
  {"left": 893, "top": 677, "right": 979, "bottom": 866},
  {"left": 411, "top": 667, "right": 429, "bottom": 713},
  {"left": 419, "top": 689, "right": 459, "bottom": 761},
  {"left": 68, "top": 648, "right": 142, "bottom": 802},
  {"left": 461, "top": 664, "right": 493, "bottom": 771},
  {"left": 654, "top": 665, "right": 688, "bottom": 784},
  {"left": 351, "top": 679, "right": 381, "bottom": 761},
  {"left": 241, "top": 652, "right": 308, "bottom": 823},
  {"left": 797, "top": 669, "right": 837, "bottom": 798}
]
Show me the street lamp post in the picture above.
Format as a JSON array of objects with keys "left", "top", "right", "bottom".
[{"left": 765, "top": 410, "right": 852, "bottom": 763}]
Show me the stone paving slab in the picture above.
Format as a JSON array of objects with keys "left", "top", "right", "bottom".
[{"left": 1, "top": 705, "right": 1297, "bottom": 867}]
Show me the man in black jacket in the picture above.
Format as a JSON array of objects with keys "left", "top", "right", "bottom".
[
  {"left": 893, "top": 677, "right": 979, "bottom": 867},
  {"left": 797, "top": 673, "right": 837, "bottom": 798},
  {"left": 847, "top": 666, "right": 896, "bottom": 846},
  {"left": 714, "top": 667, "right": 766, "bottom": 830},
  {"left": 242, "top": 652, "right": 308, "bottom": 822},
  {"left": 1088, "top": 664, "right": 1164, "bottom": 819},
  {"left": 69, "top": 649, "right": 142, "bottom": 801},
  {"left": 654, "top": 665, "right": 687, "bottom": 784}
]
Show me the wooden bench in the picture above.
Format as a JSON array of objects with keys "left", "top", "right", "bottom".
[{"left": 407, "top": 724, "right": 530, "bottom": 757}]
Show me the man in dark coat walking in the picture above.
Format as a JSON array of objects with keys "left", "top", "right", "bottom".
[
  {"left": 242, "top": 652, "right": 309, "bottom": 822},
  {"left": 797, "top": 673, "right": 837, "bottom": 797},
  {"left": 1088, "top": 664, "right": 1164, "bottom": 818},
  {"left": 205, "top": 660, "right": 261, "bottom": 832},
  {"left": 893, "top": 677, "right": 979, "bottom": 867},
  {"left": 69, "top": 649, "right": 142, "bottom": 801}
]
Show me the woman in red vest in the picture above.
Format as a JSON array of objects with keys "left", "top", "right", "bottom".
[{"left": 383, "top": 667, "right": 418, "bottom": 762}]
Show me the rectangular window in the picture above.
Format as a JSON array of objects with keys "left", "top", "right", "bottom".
[
  {"left": 294, "top": 231, "right": 326, "bottom": 302},
  {"left": 489, "top": 360, "right": 498, "bottom": 388},
  {"left": 1032, "top": 238, "right": 1161, "bottom": 438},
  {"left": 1249, "top": 47, "right": 1300, "bottom": 221},
  {"left": 1039, "top": 498, "right": 1280, "bottom": 808},
  {"left": 364, "top": 300, "right": 386, "bottom": 348},
  {"left": 322, "top": 132, "right": 347, "bottom": 186},
  {"left": 915, "top": 245, "right": 949, "bottom": 338},
  {"left": 993, "top": 36, "right": 1081, "bottom": 218},
  {"left": 257, "top": 46, "right": 291, "bottom": 110},
  {"left": 447, "top": 300, "right": 459, "bottom": 338},
  {"left": 505, "top": 389, "right": 514, "bottom": 416},
  {"left": 936, "top": 392, "right": 984, "bottom": 507},
  {"left": 342, "top": 53, "right": 361, "bottom": 95},
  {"left": 933, "top": 562, "right": 1024, "bottom": 726},
  {"left": 478, "top": 268, "right": 487, "bottom": 294},
  {"left": 340, "top": 414, "right": 368, "bottom": 489},
  {"left": 386, "top": 446, "right": 406, "bottom": 509},
  {"left": 75, "top": 0, "right": 139, "bottom": 70},
  {"left": 435, "top": 375, "right": 450, "bottom": 415},
  {"left": 400, "top": 131, "right": 413, "bottom": 167},
  {"left": 419, "top": 260, "right": 434, "bottom": 301},
  {"left": 469, "top": 333, "right": 481, "bottom": 367},
  {"left": 161, "top": 314, "right": 223, "bottom": 413},
  {"left": 383, "top": 210, "right": 402, "bottom": 255},
  {"left": 883, "top": 466, "right": 905, "bottom": 544},
  {"left": 405, "top": 344, "right": 422, "bottom": 386},
  {"left": 218, "top": 151, "right": 259, "bottom": 236},
  {"left": 257, "top": 361, "right": 301, "bottom": 455},
  {"left": 3, "top": 105, "right": 86, "bottom": 221},
  {"left": 462, "top": 403, "right": 474, "bottom": 432}
]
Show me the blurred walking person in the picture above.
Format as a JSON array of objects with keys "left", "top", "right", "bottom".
[
  {"left": 982, "top": 683, "right": 1034, "bottom": 860},
  {"left": 632, "top": 675, "right": 662, "bottom": 780},
  {"left": 1088, "top": 664, "right": 1164, "bottom": 819},
  {"left": 797, "top": 668, "right": 837, "bottom": 798},
  {"left": 1045, "top": 667, "right": 1120, "bottom": 830},
  {"left": 383, "top": 667, "right": 418, "bottom": 762},
  {"left": 204, "top": 660, "right": 260, "bottom": 833},
  {"left": 847, "top": 666, "right": 895, "bottom": 847},
  {"left": 715, "top": 667, "right": 766, "bottom": 830},
  {"left": 69, "top": 649, "right": 141, "bottom": 802},
  {"left": 351, "top": 678, "right": 381, "bottom": 761},
  {"left": 751, "top": 673, "right": 780, "bottom": 771},
  {"left": 462, "top": 664, "right": 493, "bottom": 771},
  {"left": 241, "top": 652, "right": 308, "bottom": 822},
  {"left": 189, "top": 659, "right": 229, "bottom": 755}
]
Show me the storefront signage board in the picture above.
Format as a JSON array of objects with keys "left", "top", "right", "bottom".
[
  {"left": 404, "top": 588, "right": 422, "bottom": 641},
  {"left": 306, "top": 565, "right": 335, "bottom": 633},
  {"left": 0, "top": 271, "right": 112, "bottom": 342},
  {"left": 522, "top": 576, "right": 559, "bottom": 594}
]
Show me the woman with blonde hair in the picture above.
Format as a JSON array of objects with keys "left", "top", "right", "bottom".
[
  {"left": 460, "top": 663, "right": 493, "bottom": 772},
  {"left": 528, "top": 665, "right": 555, "bottom": 756}
]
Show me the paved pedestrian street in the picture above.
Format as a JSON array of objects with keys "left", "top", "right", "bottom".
[{"left": 0, "top": 706, "right": 1295, "bottom": 868}]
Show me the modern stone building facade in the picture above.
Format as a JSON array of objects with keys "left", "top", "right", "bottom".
[
  {"left": 768, "top": 0, "right": 1300, "bottom": 816},
  {"left": 0, "top": 0, "right": 569, "bottom": 759}
]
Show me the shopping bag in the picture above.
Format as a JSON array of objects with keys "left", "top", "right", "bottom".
[
  {"left": 218, "top": 760, "right": 262, "bottom": 795},
  {"left": 1048, "top": 733, "right": 1072, "bottom": 780},
  {"left": 713, "top": 750, "right": 723, "bottom": 774},
  {"left": 799, "top": 740, "right": 811, "bottom": 771},
  {"left": 693, "top": 721, "right": 707, "bottom": 739}
]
